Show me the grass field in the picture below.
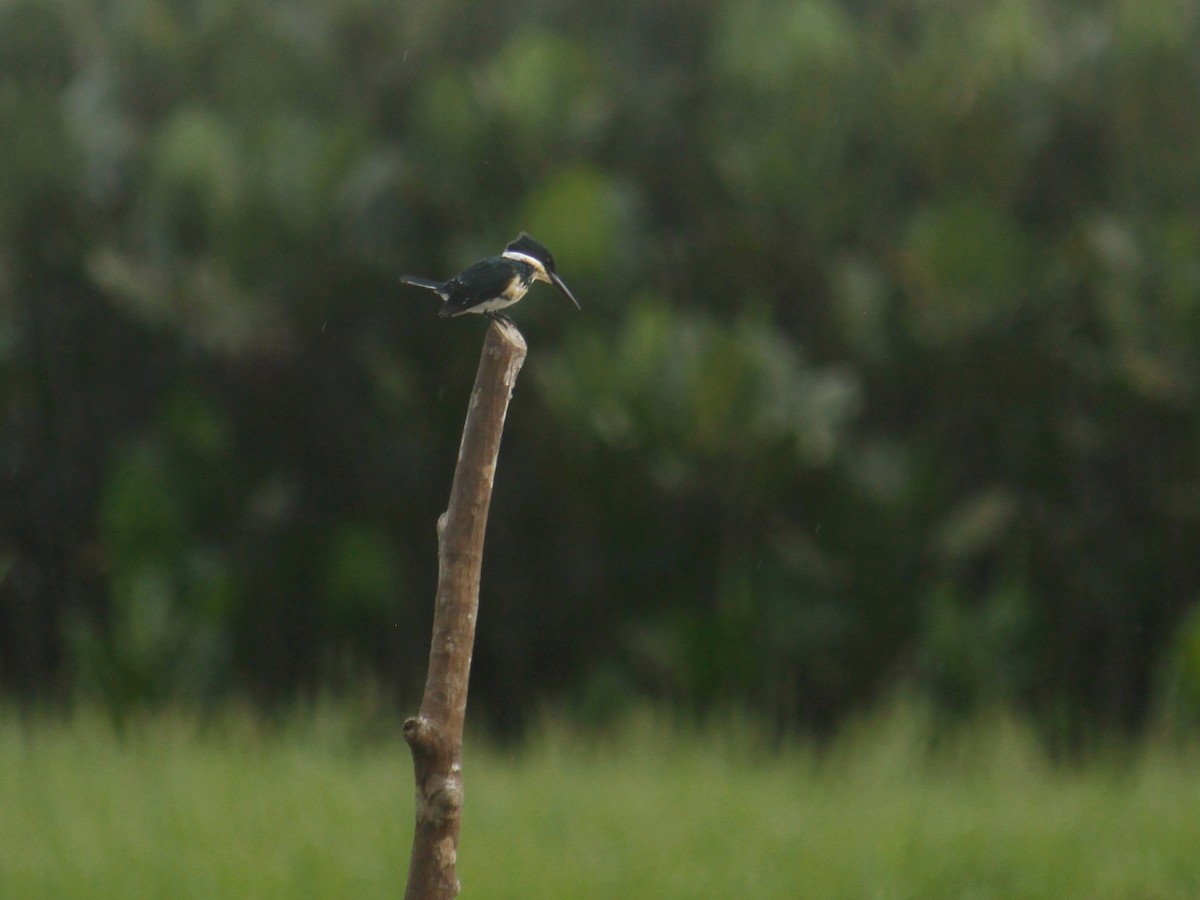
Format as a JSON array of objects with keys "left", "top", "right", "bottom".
[{"left": 1, "top": 701, "right": 1197, "bottom": 899}]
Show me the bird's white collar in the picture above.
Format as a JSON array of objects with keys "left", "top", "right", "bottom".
[{"left": 501, "top": 250, "right": 547, "bottom": 275}]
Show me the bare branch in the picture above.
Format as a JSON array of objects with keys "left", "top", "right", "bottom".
[{"left": 403, "top": 321, "right": 527, "bottom": 900}]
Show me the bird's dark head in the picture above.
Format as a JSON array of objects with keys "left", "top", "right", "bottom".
[
  {"left": 502, "top": 232, "right": 580, "bottom": 310},
  {"left": 503, "top": 232, "right": 558, "bottom": 273}
]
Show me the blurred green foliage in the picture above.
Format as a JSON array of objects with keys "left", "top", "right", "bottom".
[{"left": 1, "top": 0, "right": 1199, "bottom": 736}]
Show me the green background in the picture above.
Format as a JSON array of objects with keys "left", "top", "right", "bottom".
[{"left": 2, "top": 0, "right": 1200, "bottom": 741}]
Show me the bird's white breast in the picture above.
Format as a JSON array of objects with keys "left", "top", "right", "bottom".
[{"left": 468, "top": 282, "right": 530, "bottom": 313}]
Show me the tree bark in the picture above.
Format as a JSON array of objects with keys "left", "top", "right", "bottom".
[{"left": 403, "top": 320, "right": 527, "bottom": 900}]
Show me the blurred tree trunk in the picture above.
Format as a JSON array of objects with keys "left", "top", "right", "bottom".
[{"left": 403, "top": 321, "right": 527, "bottom": 900}]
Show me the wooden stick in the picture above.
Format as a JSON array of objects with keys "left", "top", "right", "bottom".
[{"left": 402, "top": 320, "right": 527, "bottom": 900}]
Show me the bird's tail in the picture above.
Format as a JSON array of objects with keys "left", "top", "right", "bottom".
[{"left": 399, "top": 275, "right": 448, "bottom": 299}]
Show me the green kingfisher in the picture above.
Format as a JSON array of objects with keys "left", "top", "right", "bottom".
[{"left": 400, "top": 233, "right": 581, "bottom": 323}]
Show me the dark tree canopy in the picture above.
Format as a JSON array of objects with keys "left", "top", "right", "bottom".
[{"left": 1, "top": 0, "right": 1199, "bottom": 737}]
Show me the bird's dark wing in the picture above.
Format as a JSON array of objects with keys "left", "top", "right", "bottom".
[{"left": 441, "top": 257, "right": 521, "bottom": 315}]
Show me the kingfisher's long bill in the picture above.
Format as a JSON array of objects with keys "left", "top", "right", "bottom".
[{"left": 399, "top": 233, "right": 581, "bottom": 322}]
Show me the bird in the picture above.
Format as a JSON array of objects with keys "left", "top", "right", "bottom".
[{"left": 400, "top": 233, "right": 581, "bottom": 324}]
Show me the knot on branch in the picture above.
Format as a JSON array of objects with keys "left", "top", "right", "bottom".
[
  {"left": 422, "top": 779, "right": 465, "bottom": 826},
  {"left": 403, "top": 715, "right": 446, "bottom": 761}
]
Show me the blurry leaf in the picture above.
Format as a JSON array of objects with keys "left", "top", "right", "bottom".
[
  {"left": 831, "top": 256, "right": 891, "bottom": 361},
  {"left": 917, "top": 580, "right": 1034, "bottom": 713},
  {"left": 0, "top": 2, "right": 72, "bottom": 90},
  {"left": 1114, "top": 0, "right": 1200, "bottom": 55},
  {"left": 845, "top": 439, "right": 913, "bottom": 506},
  {"left": 160, "top": 387, "right": 232, "bottom": 464},
  {"left": 113, "top": 564, "right": 177, "bottom": 663},
  {"left": 149, "top": 105, "right": 243, "bottom": 243},
  {"left": 520, "top": 165, "right": 627, "bottom": 280},
  {"left": 1158, "top": 216, "right": 1200, "bottom": 325},
  {"left": 931, "top": 487, "right": 1019, "bottom": 563},
  {"left": 0, "top": 87, "right": 80, "bottom": 232},
  {"left": 1083, "top": 214, "right": 1200, "bottom": 404},
  {"left": 182, "top": 547, "right": 239, "bottom": 624},
  {"left": 539, "top": 302, "right": 860, "bottom": 493},
  {"left": 483, "top": 30, "right": 612, "bottom": 154},
  {"left": 64, "top": 63, "right": 139, "bottom": 203},
  {"left": 90, "top": 249, "right": 293, "bottom": 356},
  {"left": 99, "top": 444, "right": 185, "bottom": 571},
  {"left": 89, "top": 439, "right": 237, "bottom": 710},
  {"left": 320, "top": 523, "right": 399, "bottom": 628},
  {"left": 899, "top": 194, "right": 1031, "bottom": 344},
  {"left": 408, "top": 71, "right": 485, "bottom": 163},
  {"left": 252, "top": 112, "right": 366, "bottom": 237},
  {"left": 713, "top": 0, "right": 855, "bottom": 84},
  {"left": 1085, "top": 214, "right": 1141, "bottom": 276},
  {"left": 1157, "top": 602, "right": 1200, "bottom": 729},
  {"left": 975, "top": 0, "right": 1054, "bottom": 82}
]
